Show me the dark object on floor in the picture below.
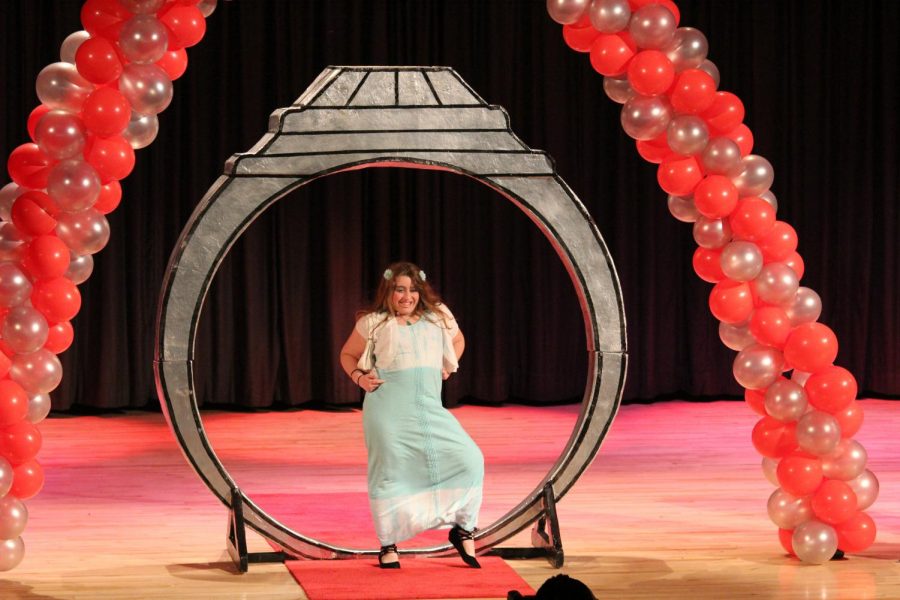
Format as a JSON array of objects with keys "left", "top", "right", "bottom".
[{"left": 508, "top": 573, "right": 596, "bottom": 599}]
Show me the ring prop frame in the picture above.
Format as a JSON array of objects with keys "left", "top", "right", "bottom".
[{"left": 154, "top": 66, "right": 627, "bottom": 559}]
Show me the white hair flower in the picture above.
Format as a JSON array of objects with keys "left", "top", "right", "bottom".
[
  {"left": 419, "top": 270, "right": 427, "bottom": 281},
  {"left": 383, "top": 268, "right": 393, "bottom": 280}
]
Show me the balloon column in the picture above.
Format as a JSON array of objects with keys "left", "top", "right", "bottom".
[
  {"left": 0, "top": 0, "right": 217, "bottom": 571},
  {"left": 547, "top": 0, "right": 878, "bottom": 564}
]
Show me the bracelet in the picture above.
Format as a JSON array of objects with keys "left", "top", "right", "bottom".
[
  {"left": 354, "top": 372, "right": 364, "bottom": 386},
  {"left": 350, "top": 368, "right": 364, "bottom": 378}
]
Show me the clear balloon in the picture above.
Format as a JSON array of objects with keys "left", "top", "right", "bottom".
[
  {"left": 822, "top": 439, "right": 868, "bottom": 481},
  {"left": 34, "top": 110, "right": 86, "bottom": 160},
  {"left": 762, "top": 457, "right": 780, "bottom": 486},
  {"left": 667, "top": 115, "right": 709, "bottom": 156},
  {"left": 791, "top": 370, "right": 812, "bottom": 386},
  {"left": 784, "top": 287, "right": 822, "bottom": 326},
  {"left": 753, "top": 262, "right": 799, "bottom": 306},
  {"left": 123, "top": 112, "right": 160, "bottom": 149},
  {"left": 719, "top": 320, "right": 754, "bottom": 351},
  {"left": 663, "top": 27, "right": 708, "bottom": 71},
  {"left": 758, "top": 190, "right": 778, "bottom": 212},
  {"left": 719, "top": 241, "right": 763, "bottom": 282},
  {"left": 9, "top": 349, "right": 64, "bottom": 394},
  {"left": 629, "top": 4, "right": 677, "bottom": 50},
  {"left": 0, "top": 183, "right": 23, "bottom": 221},
  {"left": 60, "top": 30, "right": 91, "bottom": 64},
  {"left": 700, "top": 137, "right": 743, "bottom": 177},
  {"left": 667, "top": 194, "right": 699, "bottom": 223},
  {"left": 46, "top": 159, "right": 102, "bottom": 212},
  {"left": 0, "top": 262, "right": 33, "bottom": 308},
  {"left": 119, "top": 63, "right": 174, "bottom": 115},
  {"left": 0, "top": 224, "right": 24, "bottom": 262},
  {"left": 792, "top": 520, "right": 838, "bottom": 564},
  {"left": 0, "top": 537, "right": 25, "bottom": 572},
  {"left": 55, "top": 209, "right": 111, "bottom": 255},
  {"left": 731, "top": 154, "right": 774, "bottom": 197},
  {"left": 796, "top": 411, "right": 842, "bottom": 456},
  {"left": 765, "top": 379, "right": 808, "bottom": 422},
  {"left": 847, "top": 469, "right": 879, "bottom": 511},
  {"left": 0, "top": 457, "right": 12, "bottom": 497},
  {"left": 589, "top": 0, "right": 630, "bottom": 33},
  {"left": 35, "top": 62, "right": 93, "bottom": 112},
  {"left": 1, "top": 306, "right": 50, "bottom": 355},
  {"left": 697, "top": 59, "right": 720, "bottom": 87},
  {"left": 65, "top": 253, "right": 95, "bottom": 285},
  {"left": 733, "top": 344, "right": 784, "bottom": 390},
  {"left": 119, "top": 15, "right": 170, "bottom": 64},
  {"left": 27, "top": 392, "right": 53, "bottom": 424},
  {"left": 0, "top": 496, "right": 28, "bottom": 540},
  {"left": 546, "top": 0, "right": 590, "bottom": 24},
  {"left": 602, "top": 75, "right": 635, "bottom": 104},
  {"left": 198, "top": 0, "right": 218, "bottom": 18},
  {"left": 120, "top": 0, "right": 167, "bottom": 14},
  {"left": 767, "top": 487, "right": 812, "bottom": 530},
  {"left": 621, "top": 94, "right": 673, "bottom": 140},
  {"left": 693, "top": 216, "right": 732, "bottom": 249}
]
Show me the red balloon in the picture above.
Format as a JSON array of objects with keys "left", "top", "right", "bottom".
[
  {"left": 0, "top": 352, "right": 10, "bottom": 380},
  {"left": 833, "top": 401, "right": 864, "bottom": 438},
  {"left": 31, "top": 277, "right": 82, "bottom": 323},
  {"left": 24, "top": 234, "right": 71, "bottom": 280},
  {"left": 756, "top": 221, "right": 798, "bottom": 262},
  {"left": 8, "top": 143, "right": 55, "bottom": 190},
  {"left": 159, "top": 4, "right": 207, "bottom": 49},
  {"left": 93, "top": 180, "right": 123, "bottom": 214},
  {"left": 156, "top": 48, "right": 189, "bottom": 80},
  {"left": 783, "top": 323, "right": 839, "bottom": 374},
  {"left": 0, "top": 420, "right": 42, "bottom": 464},
  {"left": 635, "top": 132, "right": 673, "bottom": 164},
  {"left": 783, "top": 252, "right": 805, "bottom": 280},
  {"left": 590, "top": 34, "right": 635, "bottom": 77},
  {"left": 778, "top": 528, "right": 795, "bottom": 556},
  {"left": 692, "top": 247, "right": 724, "bottom": 283},
  {"left": 81, "top": 87, "right": 131, "bottom": 138},
  {"left": 805, "top": 366, "right": 857, "bottom": 413},
  {"left": 729, "top": 197, "right": 775, "bottom": 241},
  {"left": 777, "top": 451, "right": 823, "bottom": 497},
  {"left": 749, "top": 306, "right": 792, "bottom": 348},
  {"left": 744, "top": 388, "right": 767, "bottom": 416},
  {"left": 74, "top": 36, "right": 123, "bottom": 85},
  {"left": 563, "top": 22, "right": 600, "bottom": 53},
  {"left": 0, "top": 379, "right": 29, "bottom": 427},
  {"left": 80, "top": 0, "right": 131, "bottom": 40},
  {"left": 725, "top": 123, "right": 754, "bottom": 156},
  {"left": 668, "top": 69, "right": 716, "bottom": 114},
  {"left": 702, "top": 92, "right": 745, "bottom": 135},
  {"left": 693, "top": 175, "right": 738, "bottom": 219},
  {"left": 835, "top": 511, "right": 876, "bottom": 553},
  {"left": 657, "top": 155, "right": 703, "bottom": 196},
  {"left": 751, "top": 416, "right": 797, "bottom": 458},
  {"left": 709, "top": 279, "right": 754, "bottom": 324},
  {"left": 812, "top": 480, "right": 858, "bottom": 525},
  {"left": 11, "top": 191, "right": 59, "bottom": 237},
  {"left": 45, "top": 321, "right": 75, "bottom": 354},
  {"left": 84, "top": 135, "right": 136, "bottom": 183},
  {"left": 27, "top": 105, "right": 52, "bottom": 142},
  {"left": 627, "top": 50, "right": 675, "bottom": 97},
  {"left": 10, "top": 458, "right": 44, "bottom": 499}
]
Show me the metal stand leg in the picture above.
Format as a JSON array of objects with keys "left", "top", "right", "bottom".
[
  {"left": 488, "top": 483, "right": 564, "bottom": 568},
  {"left": 226, "top": 487, "right": 288, "bottom": 573}
]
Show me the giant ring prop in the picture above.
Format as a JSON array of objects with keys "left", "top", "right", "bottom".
[{"left": 154, "top": 66, "right": 627, "bottom": 559}]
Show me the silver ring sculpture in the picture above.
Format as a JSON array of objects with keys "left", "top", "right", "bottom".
[{"left": 154, "top": 66, "right": 627, "bottom": 559}]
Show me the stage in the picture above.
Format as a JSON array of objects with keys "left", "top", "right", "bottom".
[{"left": 3, "top": 399, "right": 898, "bottom": 599}]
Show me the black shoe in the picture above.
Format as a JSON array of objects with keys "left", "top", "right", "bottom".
[
  {"left": 449, "top": 525, "right": 481, "bottom": 568},
  {"left": 378, "top": 544, "right": 400, "bottom": 569},
  {"left": 831, "top": 548, "right": 845, "bottom": 560}
]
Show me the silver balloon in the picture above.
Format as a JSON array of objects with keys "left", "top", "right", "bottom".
[
  {"left": 700, "top": 137, "right": 743, "bottom": 177},
  {"left": 784, "top": 287, "right": 822, "bottom": 326},
  {"left": 621, "top": 94, "right": 672, "bottom": 141},
  {"left": 588, "top": 0, "right": 631, "bottom": 33},
  {"left": 847, "top": 469, "right": 879, "bottom": 511},
  {"left": 792, "top": 521, "right": 838, "bottom": 565},
  {"left": 791, "top": 370, "right": 811, "bottom": 386},
  {"left": 199, "top": 0, "right": 218, "bottom": 18},
  {"left": 36, "top": 62, "right": 93, "bottom": 112},
  {"left": 733, "top": 344, "right": 784, "bottom": 390},
  {"left": 27, "top": 392, "right": 53, "bottom": 424},
  {"left": 0, "top": 457, "right": 12, "bottom": 497},
  {"left": 720, "top": 241, "right": 763, "bottom": 282},
  {"left": 628, "top": 4, "right": 676, "bottom": 50},
  {"left": 822, "top": 439, "right": 868, "bottom": 481},
  {"left": 34, "top": 110, "right": 86, "bottom": 159},
  {"left": 120, "top": 0, "right": 167, "bottom": 14},
  {"left": 796, "top": 411, "right": 842, "bottom": 456},
  {"left": 693, "top": 216, "right": 732, "bottom": 249},
  {"left": 0, "top": 223, "right": 24, "bottom": 262},
  {"left": 663, "top": 27, "right": 708, "bottom": 71},
  {"left": 764, "top": 379, "right": 808, "bottom": 422},
  {"left": 0, "top": 261, "right": 33, "bottom": 308},
  {"left": 762, "top": 457, "right": 780, "bottom": 486},
  {"left": 47, "top": 159, "right": 101, "bottom": 211},
  {"left": 667, "top": 194, "right": 699, "bottom": 223},
  {"left": 1, "top": 306, "right": 50, "bottom": 355},
  {"left": 731, "top": 154, "right": 775, "bottom": 197},
  {"left": 719, "top": 320, "right": 754, "bottom": 351},
  {"left": 0, "top": 496, "right": 28, "bottom": 540},
  {"left": 767, "top": 487, "right": 813, "bottom": 530},
  {"left": 0, "top": 537, "right": 25, "bottom": 572},
  {"left": 123, "top": 112, "right": 160, "bottom": 149},
  {"left": 758, "top": 190, "right": 779, "bottom": 212},
  {"left": 55, "top": 209, "right": 111, "bottom": 255},
  {"left": 603, "top": 76, "right": 635, "bottom": 104},
  {"left": 753, "top": 262, "right": 799, "bottom": 306},
  {"left": 65, "top": 253, "right": 94, "bottom": 285},
  {"left": 60, "top": 30, "right": 91, "bottom": 64},
  {"left": 119, "top": 15, "right": 170, "bottom": 64},
  {"left": 0, "top": 183, "right": 23, "bottom": 221},
  {"left": 697, "top": 59, "right": 720, "bottom": 88},
  {"left": 547, "top": 0, "right": 590, "bottom": 24},
  {"left": 119, "top": 63, "right": 174, "bottom": 116},
  {"left": 667, "top": 115, "right": 709, "bottom": 156},
  {"left": 9, "top": 348, "right": 64, "bottom": 394}
]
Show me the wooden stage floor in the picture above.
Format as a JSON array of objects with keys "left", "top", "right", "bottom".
[{"left": 2, "top": 399, "right": 899, "bottom": 599}]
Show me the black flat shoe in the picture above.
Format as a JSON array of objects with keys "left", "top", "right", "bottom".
[
  {"left": 449, "top": 525, "right": 481, "bottom": 568},
  {"left": 378, "top": 544, "right": 400, "bottom": 569}
]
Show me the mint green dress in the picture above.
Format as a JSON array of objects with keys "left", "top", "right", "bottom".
[{"left": 356, "top": 306, "right": 483, "bottom": 546}]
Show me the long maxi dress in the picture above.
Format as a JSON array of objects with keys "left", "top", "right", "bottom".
[{"left": 356, "top": 304, "right": 484, "bottom": 546}]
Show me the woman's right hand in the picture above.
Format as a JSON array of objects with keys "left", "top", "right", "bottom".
[{"left": 357, "top": 371, "right": 385, "bottom": 393}]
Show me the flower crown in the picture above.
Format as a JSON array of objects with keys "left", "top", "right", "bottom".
[{"left": 383, "top": 268, "right": 426, "bottom": 281}]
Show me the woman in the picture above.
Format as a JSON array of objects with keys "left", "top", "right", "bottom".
[{"left": 340, "top": 261, "right": 484, "bottom": 569}]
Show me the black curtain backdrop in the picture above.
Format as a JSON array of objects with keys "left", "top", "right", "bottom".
[{"left": 1, "top": 1, "right": 898, "bottom": 410}]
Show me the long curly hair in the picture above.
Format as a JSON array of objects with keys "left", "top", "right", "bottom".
[{"left": 358, "top": 261, "right": 448, "bottom": 326}]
